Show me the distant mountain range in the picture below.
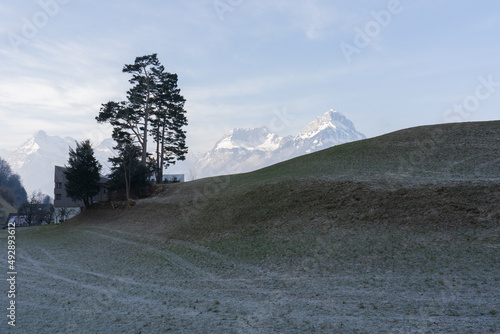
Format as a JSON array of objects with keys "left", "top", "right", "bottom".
[
  {"left": 3, "top": 131, "right": 115, "bottom": 197},
  {"left": 0, "top": 109, "right": 365, "bottom": 197},
  {"left": 192, "top": 109, "right": 366, "bottom": 178}
]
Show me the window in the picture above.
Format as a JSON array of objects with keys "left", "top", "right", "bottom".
[
  {"left": 55, "top": 182, "right": 63, "bottom": 189},
  {"left": 55, "top": 194, "right": 62, "bottom": 200}
]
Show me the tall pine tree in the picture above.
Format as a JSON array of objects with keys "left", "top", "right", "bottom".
[
  {"left": 96, "top": 53, "right": 188, "bottom": 176},
  {"left": 150, "top": 71, "right": 188, "bottom": 182},
  {"left": 64, "top": 140, "right": 102, "bottom": 208}
]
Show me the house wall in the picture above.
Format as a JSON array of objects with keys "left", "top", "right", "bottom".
[
  {"left": 54, "top": 166, "right": 109, "bottom": 216},
  {"left": 54, "top": 166, "right": 84, "bottom": 209},
  {"left": 54, "top": 207, "right": 81, "bottom": 224}
]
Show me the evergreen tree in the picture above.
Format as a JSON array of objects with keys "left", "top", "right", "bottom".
[
  {"left": 96, "top": 53, "right": 188, "bottom": 173},
  {"left": 97, "top": 54, "right": 161, "bottom": 165},
  {"left": 64, "top": 140, "right": 102, "bottom": 208},
  {"left": 151, "top": 71, "right": 188, "bottom": 181}
]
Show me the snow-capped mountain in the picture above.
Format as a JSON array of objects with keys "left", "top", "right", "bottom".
[
  {"left": 192, "top": 127, "right": 292, "bottom": 179},
  {"left": 6, "top": 131, "right": 115, "bottom": 197},
  {"left": 286, "top": 110, "right": 366, "bottom": 154},
  {"left": 216, "top": 127, "right": 288, "bottom": 152},
  {"left": 193, "top": 109, "right": 365, "bottom": 178},
  {"left": 4, "top": 109, "right": 364, "bottom": 193}
]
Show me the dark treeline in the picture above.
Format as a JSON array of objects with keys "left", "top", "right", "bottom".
[{"left": 0, "top": 157, "right": 27, "bottom": 207}]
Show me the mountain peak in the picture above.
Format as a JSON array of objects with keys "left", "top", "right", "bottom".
[
  {"left": 6, "top": 132, "right": 116, "bottom": 196},
  {"left": 296, "top": 109, "right": 359, "bottom": 140},
  {"left": 323, "top": 109, "right": 349, "bottom": 123},
  {"left": 33, "top": 130, "right": 48, "bottom": 138},
  {"left": 194, "top": 109, "right": 365, "bottom": 178}
]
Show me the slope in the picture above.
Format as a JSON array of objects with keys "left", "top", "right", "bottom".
[
  {"left": 153, "top": 121, "right": 497, "bottom": 238},
  {"left": 52, "top": 120, "right": 500, "bottom": 248},
  {"left": 6, "top": 120, "right": 499, "bottom": 333}
]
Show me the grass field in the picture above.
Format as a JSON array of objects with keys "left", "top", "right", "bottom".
[{"left": 1, "top": 121, "right": 499, "bottom": 333}]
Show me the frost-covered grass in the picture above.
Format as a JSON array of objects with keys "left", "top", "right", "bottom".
[{"left": 2, "top": 218, "right": 498, "bottom": 333}]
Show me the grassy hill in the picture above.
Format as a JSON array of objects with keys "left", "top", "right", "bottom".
[
  {"left": 3, "top": 120, "right": 499, "bottom": 333},
  {"left": 88, "top": 120, "right": 497, "bottom": 241}
]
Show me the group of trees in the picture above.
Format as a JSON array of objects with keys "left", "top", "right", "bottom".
[
  {"left": 64, "top": 53, "right": 188, "bottom": 205},
  {"left": 0, "top": 158, "right": 27, "bottom": 207},
  {"left": 96, "top": 53, "right": 188, "bottom": 201},
  {"left": 18, "top": 190, "right": 54, "bottom": 225},
  {"left": 0, "top": 158, "right": 28, "bottom": 207},
  {"left": 0, "top": 158, "right": 54, "bottom": 226},
  {"left": 1, "top": 54, "right": 185, "bottom": 224}
]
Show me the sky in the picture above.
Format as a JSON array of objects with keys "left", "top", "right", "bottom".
[{"left": 1, "top": 0, "right": 499, "bottom": 158}]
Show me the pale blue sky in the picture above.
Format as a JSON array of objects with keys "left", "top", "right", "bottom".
[{"left": 1, "top": 0, "right": 499, "bottom": 154}]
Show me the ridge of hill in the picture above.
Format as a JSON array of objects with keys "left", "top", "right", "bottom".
[{"left": 241, "top": 120, "right": 500, "bottom": 183}]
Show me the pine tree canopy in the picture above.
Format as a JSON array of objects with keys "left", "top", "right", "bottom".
[
  {"left": 96, "top": 53, "right": 188, "bottom": 182},
  {"left": 64, "top": 140, "right": 102, "bottom": 208}
]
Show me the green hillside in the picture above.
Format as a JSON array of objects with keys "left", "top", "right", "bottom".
[
  {"left": 62, "top": 121, "right": 500, "bottom": 240},
  {"left": 142, "top": 120, "right": 498, "bottom": 240}
]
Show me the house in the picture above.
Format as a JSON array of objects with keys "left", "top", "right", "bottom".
[
  {"left": 6, "top": 214, "right": 29, "bottom": 227},
  {"left": 150, "top": 174, "right": 185, "bottom": 184},
  {"left": 164, "top": 174, "right": 185, "bottom": 183},
  {"left": 54, "top": 166, "right": 109, "bottom": 223}
]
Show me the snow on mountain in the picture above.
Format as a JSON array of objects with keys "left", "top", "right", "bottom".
[
  {"left": 6, "top": 131, "right": 115, "bottom": 197},
  {"left": 290, "top": 109, "right": 365, "bottom": 154},
  {"left": 193, "top": 127, "right": 291, "bottom": 178},
  {"left": 215, "top": 127, "right": 288, "bottom": 152},
  {"left": 193, "top": 109, "right": 365, "bottom": 179},
  {"left": 4, "top": 109, "right": 364, "bottom": 193}
]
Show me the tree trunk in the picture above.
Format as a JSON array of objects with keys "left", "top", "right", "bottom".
[
  {"left": 124, "top": 161, "right": 130, "bottom": 204},
  {"left": 156, "top": 126, "right": 161, "bottom": 182},
  {"left": 159, "top": 122, "right": 166, "bottom": 182},
  {"left": 141, "top": 66, "right": 152, "bottom": 166}
]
